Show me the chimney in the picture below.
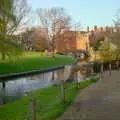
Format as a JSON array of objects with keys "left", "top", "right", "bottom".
[
  {"left": 117, "top": 27, "right": 119, "bottom": 32},
  {"left": 106, "top": 26, "right": 109, "bottom": 32},
  {"left": 101, "top": 27, "right": 103, "bottom": 32},
  {"left": 94, "top": 25, "right": 97, "bottom": 32},
  {"left": 87, "top": 26, "right": 89, "bottom": 32},
  {"left": 111, "top": 27, "right": 113, "bottom": 33}
]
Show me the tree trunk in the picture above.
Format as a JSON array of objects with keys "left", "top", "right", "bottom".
[
  {"left": 116, "top": 60, "right": 119, "bottom": 70},
  {"left": 1, "top": 50, "right": 5, "bottom": 60},
  {"left": 52, "top": 46, "right": 55, "bottom": 57},
  {"left": 51, "top": 39, "right": 55, "bottom": 58},
  {"left": 1, "top": 38, "right": 6, "bottom": 60},
  {"left": 101, "top": 63, "right": 104, "bottom": 79},
  {"left": 94, "top": 51, "right": 96, "bottom": 61}
]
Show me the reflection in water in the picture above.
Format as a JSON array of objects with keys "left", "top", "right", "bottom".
[
  {"left": 55, "top": 66, "right": 72, "bottom": 83},
  {"left": 72, "top": 63, "right": 93, "bottom": 85},
  {"left": 0, "top": 62, "right": 93, "bottom": 105},
  {"left": 0, "top": 82, "right": 6, "bottom": 104},
  {"left": 76, "top": 71, "right": 84, "bottom": 82},
  {"left": 2, "top": 82, "right": 5, "bottom": 89},
  {"left": 0, "top": 66, "right": 72, "bottom": 105}
]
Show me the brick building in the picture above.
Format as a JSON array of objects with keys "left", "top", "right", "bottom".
[
  {"left": 89, "top": 25, "right": 120, "bottom": 46},
  {"left": 88, "top": 25, "right": 120, "bottom": 61},
  {"left": 55, "top": 30, "right": 90, "bottom": 52}
]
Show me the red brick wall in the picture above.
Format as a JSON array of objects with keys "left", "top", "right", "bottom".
[
  {"left": 55, "top": 31, "right": 77, "bottom": 52},
  {"left": 56, "top": 31, "right": 89, "bottom": 52}
]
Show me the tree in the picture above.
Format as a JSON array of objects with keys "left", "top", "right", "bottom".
[
  {"left": 33, "top": 31, "right": 48, "bottom": 52},
  {"left": 113, "top": 9, "right": 120, "bottom": 27},
  {"left": 0, "top": 0, "right": 30, "bottom": 60},
  {"left": 91, "top": 34, "right": 105, "bottom": 60},
  {"left": 115, "top": 47, "right": 120, "bottom": 60},
  {"left": 37, "top": 7, "right": 71, "bottom": 57},
  {"left": 92, "top": 42, "right": 100, "bottom": 60},
  {"left": 99, "top": 41, "right": 116, "bottom": 75},
  {"left": 99, "top": 41, "right": 115, "bottom": 61},
  {"left": 20, "top": 27, "right": 35, "bottom": 51}
]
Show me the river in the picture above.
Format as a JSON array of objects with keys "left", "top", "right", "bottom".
[{"left": 0, "top": 61, "right": 92, "bottom": 105}]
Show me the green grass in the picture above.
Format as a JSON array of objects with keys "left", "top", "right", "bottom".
[
  {"left": 0, "top": 79, "right": 98, "bottom": 120},
  {"left": 0, "top": 52, "right": 76, "bottom": 75}
]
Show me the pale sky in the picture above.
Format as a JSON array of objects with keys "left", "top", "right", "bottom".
[{"left": 28, "top": 0, "right": 120, "bottom": 29}]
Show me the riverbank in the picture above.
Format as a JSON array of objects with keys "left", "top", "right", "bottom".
[
  {"left": 0, "top": 79, "right": 98, "bottom": 120},
  {"left": 0, "top": 53, "right": 76, "bottom": 76}
]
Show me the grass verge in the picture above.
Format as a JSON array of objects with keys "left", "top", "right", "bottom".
[
  {"left": 0, "top": 53, "right": 76, "bottom": 75},
  {"left": 0, "top": 78, "right": 98, "bottom": 120}
]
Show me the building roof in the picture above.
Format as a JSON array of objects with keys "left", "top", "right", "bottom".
[{"left": 91, "top": 32, "right": 120, "bottom": 46}]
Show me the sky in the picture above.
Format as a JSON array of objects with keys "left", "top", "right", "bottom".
[{"left": 28, "top": 0, "right": 120, "bottom": 29}]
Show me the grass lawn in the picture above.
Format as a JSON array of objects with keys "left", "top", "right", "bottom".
[
  {"left": 0, "top": 52, "right": 76, "bottom": 75},
  {"left": 0, "top": 79, "right": 98, "bottom": 120}
]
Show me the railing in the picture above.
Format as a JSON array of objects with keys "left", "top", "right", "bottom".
[
  {"left": 22, "top": 60, "right": 120, "bottom": 120},
  {"left": 92, "top": 60, "right": 120, "bottom": 73},
  {"left": 23, "top": 74, "right": 98, "bottom": 120}
]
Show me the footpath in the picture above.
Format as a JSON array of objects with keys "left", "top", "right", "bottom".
[{"left": 58, "top": 70, "right": 120, "bottom": 120}]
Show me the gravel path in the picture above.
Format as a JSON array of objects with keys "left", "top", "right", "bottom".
[{"left": 57, "top": 70, "right": 120, "bottom": 120}]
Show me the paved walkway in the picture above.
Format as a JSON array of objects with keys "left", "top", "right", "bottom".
[{"left": 58, "top": 70, "right": 120, "bottom": 120}]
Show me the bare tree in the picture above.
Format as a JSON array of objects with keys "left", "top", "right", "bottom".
[
  {"left": 37, "top": 7, "right": 71, "bottom": 57},
  {"left": 8, "top": 0, "right": 31, "bottom": 35},
  {"left": 33, "top": 30, "right": 48, "bottom": 52},
  {"left": 20, "top": 27, "right": 35, "bottom": 51},
  {"left": 0, "top": 0, "right": 31, "bottom": 60},
  {"left": 113, "top": 9, "right": 120, "bottom": 27}
]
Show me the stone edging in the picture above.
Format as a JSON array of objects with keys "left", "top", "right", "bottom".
[{"left": 0, "top": 60, "right": 78, "bottom": 80}]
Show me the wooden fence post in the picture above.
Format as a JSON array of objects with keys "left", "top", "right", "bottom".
[
  {"left": 29, "top": 99, "right": 36, "bottom": 120},
  {"left": 116, "top": 60, "right": 119, "bottom": 70},
  {"left": 60, "top": 80, "right": 65, "bottom": 103},
  {"left": 74, "top": 72, "right": 78, "bottom": 89},
  {"left": 101, "top": 63, "right": 103, "bottom": 79},
  {"left": 76, "top": 78, "right": 79, "bottom": 89},
  {"left": 109, "top": 62, "right": 112, "bottom": 76},
  {"left": 91, "top": 64, "right": 94, "bottom": 74}
]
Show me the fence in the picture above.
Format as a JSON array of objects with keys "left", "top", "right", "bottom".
[
  {"left": 24, "top": 60, "right": 120, "bottom": 120},
  {"left": 92, "top": 60, "right": 120, "bottom": 73},
  {"left": 21, "top": 60, "right": 120, "bottom": 120},
  {"left": 23, "top": 73, "right": 98, "bottom": 120}
]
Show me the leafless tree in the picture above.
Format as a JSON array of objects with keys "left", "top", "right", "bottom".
[
  {"left": 8, "top": 0, "right": 31, "bottom": 35},
  {"left": 20, "top": 27, "right": 36, "bottom": 51},
  {"left": 113, "top": 9, "right": 120, "bottom": 27},
  {"left": 0, "top": 0, "right": 31, "bottom": 60},
  {"left": 37, "top": 7, "right": 71, "bottom": 57}
]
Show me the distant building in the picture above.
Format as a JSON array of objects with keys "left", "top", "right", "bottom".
[
  {"left": 88, "top": 25, "right": 120, "bottom": 61},
  {"left": 55, "top": 30, "right": 90, "bottom": 52},
  {"left": 17, "top": 25, "right": 120, "bottom": 53},
  {"left": 89, "top": 25, "right": 120, "bottom": 46}
]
